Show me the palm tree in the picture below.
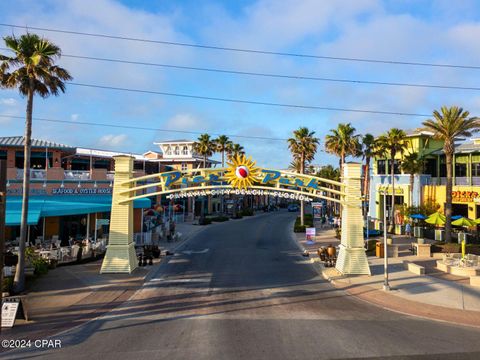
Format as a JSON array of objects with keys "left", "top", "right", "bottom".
[
  {"left": 289, "top": 158, "right": 313, "bottom": 174},
  {"left": 193, "top": 134, "right": 216, "bottom": 220},
  {"left": 376, "top": 128, "right": 408, "bottom": 230},
  {"left": 215, "top": 135, "right": 232, "bottom": 168},
  {"left": 227, "top": 143, "right": 245, "bottom": 160},
  {"left": 317, "top": 165, "right": 341, "bottom": 216},
  {"left": 193, "top": 134, "right": 216, "bottom": 168},
  {"left": 214, "top": 135, "right": 232, "bottom": 214},
  {"left": 0, "top": 33, "right": 72, "bottom": 293},
  {"left": 324, "top": 123, "right": 361, "bottom": 173},
  {"left": 288, "top": 127, "right": 319, "bottom": 226},
  {"left": 400, "top": 152, "right": 424, "bottom": 208},
  {"left": 423, "top": 106, "right": 480, "bottom": 242}
]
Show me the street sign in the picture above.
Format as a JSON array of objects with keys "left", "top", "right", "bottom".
[
  {"left": 312, "top": 202, "right": 322, "bottom": 219},
  {"left": 306, "top": 227, "right": 316, "bottom": 244}
]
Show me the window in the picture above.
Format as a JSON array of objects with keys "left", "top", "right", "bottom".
[
  {"left": 388, "top": 159, "right": 401, "bottom": 174},
  {"left": 166, "top": 146, "right": 172, "bottom": 155},
  {"left": 377, "top": 160, "right": 386, "bottom": 175},
  {"left": 472, "top": 163, "right": 480, "bottom": 177},
  {"left": 181, "top": 163, "right": 188, "bottom": 171},
  {"left": 439, "top": 156, "right": 447, "bottom": 177},
  {"left": 455, "top": 163, "right": 467, "bottom": 177},
  {"left": 424, "top": 158, "right": 437, "bottom": 177},
  {"left": 182, "top": 146, "right": 189, "bottom": 155},
  {"left": 174, "top": 146, "right": 180, "bottom": 155}
]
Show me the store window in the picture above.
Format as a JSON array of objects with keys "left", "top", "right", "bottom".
[
  {"left": 181, "top": 162, "right": 188, "bottom": 171},
  {"left": 377, "top": 160, "right": 386, "bottom": 175},
  {"left": 472, "top": 163, "right": 480, "bottom": 177},
  {"left": 455, "top": 163, "right": 467, "bottom": 177}
]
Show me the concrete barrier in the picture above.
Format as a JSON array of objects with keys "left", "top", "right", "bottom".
[
  {"left": 403, "top": 260, "right": 425, "bottom": 275},
  {"left": 470, "top": 276, "right": 480, "bottom": 287}
]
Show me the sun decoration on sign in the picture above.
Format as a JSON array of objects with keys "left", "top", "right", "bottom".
[{"left": 225, "top": 154, "right": 260, "bottom": 190}]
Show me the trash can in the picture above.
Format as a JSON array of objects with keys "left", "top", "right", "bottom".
[
  {"left": 435, "top": 229, "right": 444, "bottom": 241},
  {"left": 414, "top": 226, "right": 423, "bottom": 238},
  {"left": 376, "top": 242, "right": 384, "bottom": 257},
  {"left": 458, "top": 232, "right": 466, "bottom": 244},
  {"left": 395, "top": 224, "right": 404, "bottom": 235}
]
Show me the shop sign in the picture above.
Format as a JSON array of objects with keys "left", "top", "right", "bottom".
[
  {"left": 452, "top": 191, "right": 480, "bottom": 203},
  {"left": 312, "top": 202, "right": 322, "bottom": 218},
  {"left": 51, "top": 187, "right": 112, "bottom": 195},
  {"left": 2, "top": 301, "right": 19, "bottom": 328},
  {"left": 378, "top": 186, "right": 404, "bottom": 195},
  {"left": 166, "top": 188, "right": 314, "bottom": 202},
  {"left": 7, "top": 188, "right": 47, "bottom": 196}
]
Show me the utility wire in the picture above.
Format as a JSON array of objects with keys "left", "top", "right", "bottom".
[
  {"left": 0, "top": 114, "right": 289, "bottom": 141},
  {"left": 67, "top": 82, "right": 432, "bottom": 117},
  {"left": 1, "top": 23, "right": 479, "bottom": 70},
  {"left": 2, "top": 49, "right": 476, "bottom": 92}
]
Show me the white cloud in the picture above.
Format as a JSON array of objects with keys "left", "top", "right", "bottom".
[
  {"left": 0, "top": 98, "right": 17, "bottom": 106},
  {"left": 70, "top": 113, "right": 79, "bottom": 121},
  {"left": 163, "top": 113, "right": 209, "bottom": 131},
  {"left": 97, "top": 134, "right": 128, "bottom": 148}
]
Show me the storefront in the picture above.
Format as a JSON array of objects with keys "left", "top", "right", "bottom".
[
  {"left": 423, "top": 185, "right": 480, "bottom": 219},
  {"left": 375, "top": 184, "right": 410, "bottom": 220}
]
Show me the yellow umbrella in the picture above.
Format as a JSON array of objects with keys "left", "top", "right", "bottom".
[
  {"left": 452, "top": 216, "right": 476, "bottom": 228},
  {"left": 425, "top": 212, "right": 446, "bottom": 226}
]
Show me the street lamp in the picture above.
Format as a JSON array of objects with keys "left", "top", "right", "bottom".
[{"left": 383, "top": 189, "right": 390, "bottom": 291}]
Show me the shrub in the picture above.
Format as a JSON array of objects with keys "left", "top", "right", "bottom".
[
  {"left": 199, "top": 217, "right": 212, "bottom": 225},
  {"left": 211, "top": 216, "right": 229, "bottom": 222},
  {"left": 293, "top": 216, "right": 314, "bottom": 232},
  {"left": 240, "top": 208, "right": 254, "bottom": 216},
  {"left": 294, "top": 224, "right": 307, "bottom": 233},
  {"left": 25, "top": 247, "right": 49, "bottom": 275},
  {"left": 2, "top": 277, "right": 13, "bottom": 293}
]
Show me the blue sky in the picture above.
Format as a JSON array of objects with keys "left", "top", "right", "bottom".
[{"left": 1, "top": 0, "right": 480, "bottom": 168}]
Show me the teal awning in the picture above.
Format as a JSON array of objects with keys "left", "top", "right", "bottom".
[{"left": 5, "top": 195, "right": 151, "bottom": 226}]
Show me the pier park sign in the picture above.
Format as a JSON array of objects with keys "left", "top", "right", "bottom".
[{"left": 100, "top": 154, "right": 370, "bottom": 277}]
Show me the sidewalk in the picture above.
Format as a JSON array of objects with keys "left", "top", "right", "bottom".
[
  {"left": 295, "top": 224, "right": 480, "bottom": 328},
  {"left": 1, "top": 220, "right": 203, "bottom": 343}
]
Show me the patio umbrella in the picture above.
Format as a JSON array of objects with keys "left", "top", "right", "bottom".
[
  {"left": 410, "top": 214, "right": 427, "bottom": 220},
  {"left": 452, "top": 216, "right": 476, "bottom": 228},
  {"left": 451, "top": 215, "right": 462, "bottom": 220},
  {"left": 425, "top": 212, "right": 446, "bottom": 226}
]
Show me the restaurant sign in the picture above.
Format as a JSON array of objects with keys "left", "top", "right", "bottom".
[
  {"left": 51, "top": 187, "right": 112, "bottom": 195},
  {"left": 378, "top": 185, "right": 404, "bottom": 195},
  {"left": 452, "top": 191, "right": 480, "bottom": 203}
]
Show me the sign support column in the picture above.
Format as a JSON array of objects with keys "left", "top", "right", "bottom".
[
  {"left": 336, "top": 163, "right": 371, "bottom": 275},
  {"left": 100, "top": 156, "right": 138, "bottom": 273}
]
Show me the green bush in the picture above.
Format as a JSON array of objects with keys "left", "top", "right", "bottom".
[
  {"left": 25, "top": 247, "right": 49, "bottom": 276},
  {"left": 199, "top": 217, "right": 212, "bottom": 225},
  {"left": 240, "top": 208, "right": 254, "bottom": 216},
  {"left": 211, "top": 216, "right": 229, "bottom": 222},
  {"left": 293, "top": 215, "right": 314, "bottom": 232},
  {"left": 2, "top": 277, "right": 13, "bottom": 293},
  {"left": 294, "top": 224, "right": 307, "bottom": 233}
]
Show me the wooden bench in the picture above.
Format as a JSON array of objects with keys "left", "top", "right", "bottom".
[
  {"left": 470, "top": 276, "right": 480, "bottom": 287},
  {"left": 403, "top": 260, "right": 425, "bottom": 275}
]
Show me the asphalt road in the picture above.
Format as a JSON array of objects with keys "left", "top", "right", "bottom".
[{"left": 6, "top": 211, "right": 480, "bottom": 359}]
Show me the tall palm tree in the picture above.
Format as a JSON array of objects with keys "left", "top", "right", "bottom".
[
  {"left": 193, "top": 134, "right": 216, "bottom": 220},
  {"left": 400, "top": 152, "right": 424, "bottom": 207},
  {"left": 0, "top": 33, "right": 72, "bottom": 293},
  {"left": 289, "top": 158, "right": 313, "bottom": 174},
  {"left": 215, "top": 135, "right": 232, "bottom": 168},
  {"left": 227, "top": 143, "right": 245, "bottom": 160},
  {"left": 324, "top": 123, "right": 361, "bottom": 173},
  {"left": 376, "top": 128, "right": 408, "bottom": 230},
  {"left": 214, "top": 135, "right": 232, "bottom": 214},
  {"left": 288, "top": 127, "right": 319, "bottom": 226},
  {"left": 317, "top": 165, "right": 341, "bottom": 216},
  {"left": 423, "top": 106, "right": 480, "bottom": 242},
  {"left": 193, "top": 134, "right": 216, "bottom": 168}
]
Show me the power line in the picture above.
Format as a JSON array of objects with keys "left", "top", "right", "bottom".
[
  {"left": 1, "top": 23, "right": 479, "bottom": 70},
  {"left": 67, "top": 81, "right": 431, "bottom": 117},
  {"left": 0, "top": 114, "right": 289, "bottom": 142},
  {"left": 3, "top": 49, "right": 476, "bottom": 92}
]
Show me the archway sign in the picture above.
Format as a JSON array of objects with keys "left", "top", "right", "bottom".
[{"left": 100, "top": 155, "right": 371, "bottom": 276}]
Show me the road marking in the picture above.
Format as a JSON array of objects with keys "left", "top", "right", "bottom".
[{"left": 182, "top": 248, "right": 210, "bottom": 255}]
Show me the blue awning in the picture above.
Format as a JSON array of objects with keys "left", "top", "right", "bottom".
[{"left": 5, "top": 195, "right": 151, "bottom": 226}]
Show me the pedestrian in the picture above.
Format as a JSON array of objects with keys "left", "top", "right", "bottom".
[{"left": 405, "top": 222, "right": 412, "bottom": 237}]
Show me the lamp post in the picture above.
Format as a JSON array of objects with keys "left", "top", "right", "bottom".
[{"left": 383, "top": 190, "right": 390, "bottom": 291}]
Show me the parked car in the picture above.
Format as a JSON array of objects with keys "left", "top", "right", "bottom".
[{"left": 287, "top": 204, "right": 299, "bottom": 212}]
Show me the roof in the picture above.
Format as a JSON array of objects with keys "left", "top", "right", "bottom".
[
  {"left": 75, "top": 147, "right": 153, "bottom": 161},
  {"left": 154, "top": 140, "right": 194, "bottom": 144},
  {"left": 0, "top": 136, "right": 76, "bottom": 150},
  {"left": 404, "top": 129, "right": 435, "bottom": 137}
]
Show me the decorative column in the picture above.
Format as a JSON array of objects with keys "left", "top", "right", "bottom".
[
  {"left": 336, "top": 162, "right": 371, "bottom": 275},
  {"left": 100, "top": 156, "right": 138, "bottom": 273}
]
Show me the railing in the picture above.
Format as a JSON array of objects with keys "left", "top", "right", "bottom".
[
  {"left": 472, "top": 177, "right": 480, "bottom": 186},
  {"left": 430, "top": 177, "right": 447, "bottom": 185},
  {"left": 134, "top": 232, "right": 153, "bottom": 246},
  {"left": 455, "top": 177, "right": 469, "bottom": 186},
  {"left": 16, "top": 169, "right": 47, "bottom": 180},
  {"left": 64, "top": 170, "right": 91, "bottom": 180}
]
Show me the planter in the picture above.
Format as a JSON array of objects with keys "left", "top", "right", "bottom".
[
  {"left": 387, "top": 237, "right": 393, "bottom": 245},
  {"left": 434, "top": 229, "right": 444, "bottom": 242},
  {"left": 395, "top": 224, "right": 404, "bottom": 235},
  {"left": 327, "top": 244, "right": 336, "bottom": 257},
  {"left": 414, "top": 226, "right": 423, "bottom": 238},
  {"left": 417, "top": 238, "right": 425, "bottom": 245}
]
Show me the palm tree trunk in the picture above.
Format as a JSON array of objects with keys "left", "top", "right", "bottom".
[
  {"left": 363, "top": 159, "right": 370, "bottom": 219},
  {"left": 445, "top": 151, "right": 453, "bottom": 243},
  {"left": 390, "top": 155, "right": 395, "bottom": 232},
  {"left": 221, "top": 151, "right": 225, "bottom": 214},
  {"left": 410, "top": 173, "right": 414, "bottom": 207},
  {"left": 300, "top": 153, "right": 305, "bottom": 226},
  {"left": 201, "top": 155, "right": 206, "bottom": 220},
  {"left": 14, "top": 83, "right": 34, "bottom": 293}
]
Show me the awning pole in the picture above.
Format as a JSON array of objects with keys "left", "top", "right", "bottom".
[
  {"left": 43, "top": 217, "right": 46, "bottom": 243},
  {"left": 141, "top": 208, "right": 144, "bottom": 243},
  {"left": 94, "top": 213, "right": 97, "bottom": 243},
  {"left": 86, "top": 213, "right": 90, "bottom": 240}
]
